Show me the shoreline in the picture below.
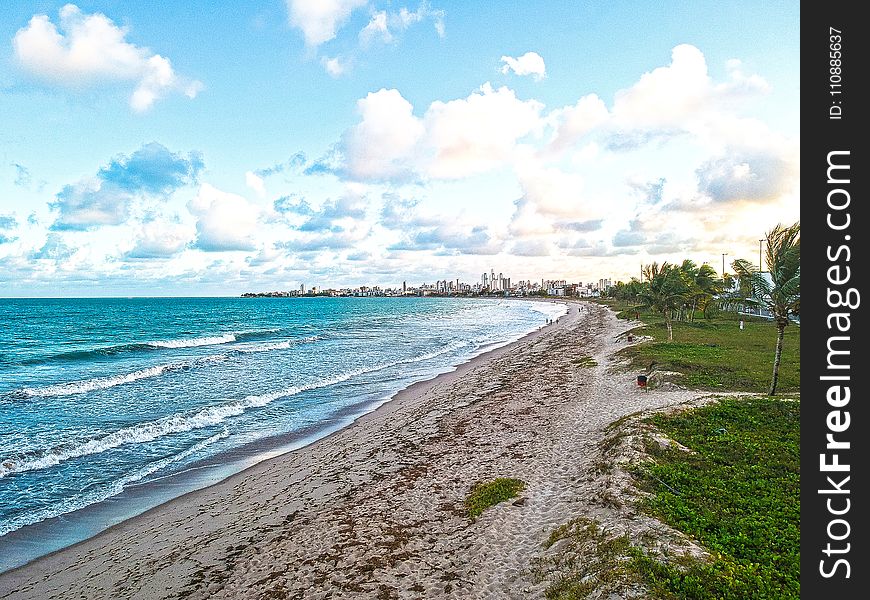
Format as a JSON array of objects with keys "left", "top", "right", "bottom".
[
  {"left": 0, "top": 300, "right": 705, "bottom": 599},
  {"left": 0, "top": 297, "right": 569, "bottom": 576}
]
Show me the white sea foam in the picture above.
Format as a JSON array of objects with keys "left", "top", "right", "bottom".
[
  {"left": 147, "top": 334, "right": 237, "bottom": 348},
  {"left": 21, "top": 364, "right": 180, "bottom": 398},
  {"left": 0, "top": 341, "right": 467, "bottom": 479},
  {"left": 400, "top": 340, "right": 468, "bottom": 364},
  {"left": 233, "top": 335, "right": 320, "bottom": 354},
  {"left": 0, "top": 429, "right": 228, "bottom": 537},
  {"left": 17, "top": 336, "right": 313, "bottom": 398}
]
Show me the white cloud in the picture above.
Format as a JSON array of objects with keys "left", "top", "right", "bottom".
[
  {"left": 500, "top": 52, "right": 547, "bottom": 80},
  {"left": 510, "top": 239, "right": 551, "bottom": 257},
  {"left": 515, "top": 164, "right": 589, "bottom": 217},
  {"left": 127, "top": 219, "right": 193, "bottom": 258},
  {"left": 547, "top": 94, "right": 609, "bottom": 152},
  {"left": 610, "top": 44, "right": 770, "bottom": 138},
  {"left": 187, "top": 184, "right": 261, "bottom": 252},
  {"left": 321, "top": 55, "right": 349, "bottom": 77},
  {"left": 245, "top": 171, "right": 266, "bottom": 196},
  {"left": 341, "top": 84, "right": 544, "bottom": 181},
  {"left": 423, "top": 83, "right": 544, "bottom": 179},
  {"left": 359, "top": 11, "right": 391, "bottom": 45},
  {"left": 696, "top": 148, "right": 795, "bottom": 203},
  {"left": 612, "top": 44, "right": 710, "bottom": 130},
  {"left": 286, "top": 0, "right": 368, "bottom": 47},
  {"left": 359, "top": 3, "right": 446, "bottom": 45},
  {"left": 343, "top": 88, "right": 425, "bottom": 180},
  {"left": 13, "top": 4, "right": 202, "bottom": 112},
  {"left": 717, "top": 59, "right": 772, "bottom": 97}
]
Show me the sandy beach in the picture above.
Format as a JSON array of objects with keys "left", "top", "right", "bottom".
[{"left": 0, "top": 301, "right": 706, "bottom": 599}]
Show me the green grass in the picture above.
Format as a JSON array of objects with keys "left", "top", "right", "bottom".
[
  {"left": 539, "top": 518, "right": 638, "bottom": 599},
  {"left": 540, "top": 396, "right": 799, "bottom": 599},
  {"left": 571, "top": 354, "right": 598, "bottom": 368},
  {"left": 629, "top": 396, "right": 800, "bottom": 599},
  {"left": 594, "top": 299, "right": 799, "bottom": 393},
  {"left": 465, "top": 478, "right": 526, "bottom": 519}
]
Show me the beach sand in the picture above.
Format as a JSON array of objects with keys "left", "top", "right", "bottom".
[{"left": 0, "top": 301, "right": 707, "bottom": 599}]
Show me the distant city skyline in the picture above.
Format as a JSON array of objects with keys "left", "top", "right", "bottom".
[{"left": 0, "top": 1, "right": 799, "bottom": 297}]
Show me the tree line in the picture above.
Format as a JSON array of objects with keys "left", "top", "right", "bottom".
[{"left": 605, "top": 222, "right": 800, "bottom": 395}]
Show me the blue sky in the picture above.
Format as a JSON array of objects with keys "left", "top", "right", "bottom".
[{"left": 0, "top": 1, "right": 799, "bottom": 296}]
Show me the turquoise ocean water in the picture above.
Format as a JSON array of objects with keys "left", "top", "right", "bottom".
[{"left": 0, "top": 297, "right": 565, "bottom": 570}]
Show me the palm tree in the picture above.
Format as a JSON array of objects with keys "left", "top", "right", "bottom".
[
  {"left": 638, "top": 262, "right": 686, "bottom": 341},
  {"left": 731, "top": 222, "right": 800, "bottom": 395},
  {"left": 677, "top": 260, "right": 721, "bottom": 321}
]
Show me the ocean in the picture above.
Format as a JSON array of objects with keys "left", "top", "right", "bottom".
[{"left": 0, "top": 296, "right": 566, "bottom": 570}]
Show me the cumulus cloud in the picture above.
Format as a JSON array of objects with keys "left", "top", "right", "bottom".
[
  {"left": 547, "top": 94, "right": 609, "bottom": 152},
  {"left": 554, "top": 219, "right": 603, "bottom": 232},
  {"left": 400, "top": 2, "right": 446, "bottom": 38},
  {"left": 188, "top": 184, "right": 261, "bottom": 252},
  {"left": 50, "top": 143, "right": 203, "bottom": 231},
  {"left": 515, "top": 164, "right": 589, "bottom": 217},
  {"left": 717, "top": 59, "right": 772, "bottom": 98},
  {"left": 391, "top": 223, "right": 502, "bottom": 255},
  {"left": 30, "top": 233, "right": 75, "bottom": 260},
  {"left": 296, "top": 195, "right": 367, "bottom": 232},
  {"left": 274, "top": 195, "right": 313, "bottom": 215},
  {"left": 424, "top": 83, "right": 544, "bottom": 179},
  {"left": 557, "top": 237, "right": 612, "bottom": 257},
  {"left": 341, "top": 83, "right": 544, "bottom": 181},
  {"left": 51, "top": 179, "right": 129, "bottom": 230},
  {"left": 99, "top": 143, "right": 204, "bottom": 194},
  {"left": 379, "top": 195, "right": 441, "bottom": 229},
  {"left": 628, "top": 177, "right": 666, "bottom": 204},
  {"left": 278, "top": 233, "right": 359, "bottom": 253},
  {"left": 13, "top": 4, "right": 202, "bottom": 111},
  {"left": 609, "top": 44, "right": 771, "bottom": 143},
  {"left": 612, "top": 229, "right": 647, "bottom": 247},
  {"left": 286, "top": 0, "right": 367, "bottom": 47},
  {"left": 321, "top": 55, "right": 349, "bottom": 77},
  {"left": 359, "top": 11, "right": 391, "bottom": 45},
  {"left": 696, "top": 148, "right": 794, "bottom": 203},
  {"left": 343, "top": 88, "right": 425, "bottom": 181},
  {"left": 126, "top": 218, "right": 193, "bottom": 258},
  {"left": 0, "top": 214, "right": 18, "bottom": 244},
  {"left": 510, "top": 239, "right": 551, "bottom": 256},
  {"left": 245, "top": 171, "right": 266, "bottom": 196},
  {"left": 612, "top": 44, "right": 711, "bottom": 131},
  {"left": 500, "top": 52, "right": 546, "bottom": 80},
  {"left": 359, "top": 3, "right": 446, "bottom": 46}
]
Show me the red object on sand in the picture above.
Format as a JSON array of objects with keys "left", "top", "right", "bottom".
[{"left": 637, "top": 375, "right": 647, "bottom": 387}]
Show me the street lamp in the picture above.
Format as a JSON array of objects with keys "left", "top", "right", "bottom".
[{"left": 722, "top": 253, "right": 728, "bottom": 278}]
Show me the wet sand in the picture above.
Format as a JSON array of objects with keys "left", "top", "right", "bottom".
[{"left": 0, "top": 301, "right": 704, "bottom": 599}]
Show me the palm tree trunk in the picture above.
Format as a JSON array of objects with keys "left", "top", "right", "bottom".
[{"left": 769, "top": 323, "right": 786, "bottom": 395}]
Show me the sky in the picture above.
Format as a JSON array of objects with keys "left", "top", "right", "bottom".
[{"left": 0, "top": 1, "right": 800, "bottom": 297}]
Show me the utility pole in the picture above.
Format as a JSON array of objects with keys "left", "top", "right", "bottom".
[{"left": 721, "top": 253, "right": 728, "bottom": 278}]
